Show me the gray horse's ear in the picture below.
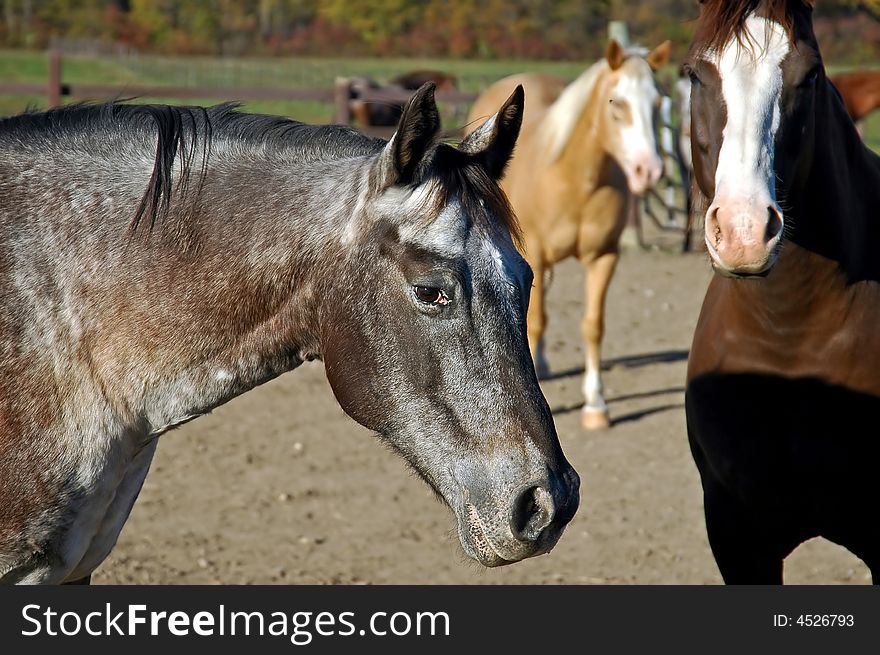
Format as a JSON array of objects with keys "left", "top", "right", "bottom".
[
  {"left": 378, "top": 82, "right": 440, "bottom": 188},
  {"left": 459, "top": 84, "right": 524, "bottom": 180}
]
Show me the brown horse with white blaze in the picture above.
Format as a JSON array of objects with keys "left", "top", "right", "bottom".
[
  {"left": 0, "top": 85, "right": 580, "bottom": 584},
  {"left": 685, "top": 0, "right": 880, "bottom": 583},
  {"left": 467, "top": 40, "right": 671, "bottom": 429}
]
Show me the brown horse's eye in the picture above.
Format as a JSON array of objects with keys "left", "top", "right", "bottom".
[
  {"left": 684, "top": 64, "right": 701, "bottom": 86},
  {"left": 799, "top": 67, "right": 820, "bottom": 88},
  {"left": 414, "top": 286, "right": 449, "bottom": 306}
]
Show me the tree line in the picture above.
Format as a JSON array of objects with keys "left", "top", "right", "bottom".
[{"left": 1, "top": 0, "right": 878, "bottom": 62}]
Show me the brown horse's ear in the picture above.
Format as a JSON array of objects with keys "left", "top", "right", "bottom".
[
  {"left": 459, "top": 84, "right": 524, "bottom": 180},
  {"left": 606, "top": 39, "right": 626, "bottom": 70},
  {"left": 646, "top": 40, "right": 673, "bottom": 72},
  {"left": 377, "top": 82, "right": 440, "bottom": 188}
]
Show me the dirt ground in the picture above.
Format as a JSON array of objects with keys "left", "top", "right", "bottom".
[{"left": 94, "top": 249, "right": 871, "bottom": 585}]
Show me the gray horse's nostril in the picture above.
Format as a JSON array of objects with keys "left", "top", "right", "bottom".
[{"left": 510, "top": 484, "right": 555, "bottom": 542}]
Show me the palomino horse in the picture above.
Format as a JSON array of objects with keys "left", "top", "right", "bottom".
[
  {"left": 829, "top": 69, "right": 880, "bottom": 134},
  {"left": 0, "top": 84, "right": 580, "bottom": 584},
  {"left": 466, "top": 40, "right": 671, "bottom": 429},
  {"left": 685, "top": 0, "right": 880, "bottom": 583}
]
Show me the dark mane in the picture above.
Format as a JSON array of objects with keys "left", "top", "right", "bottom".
[
  {"left": 0, "top": 102, "right": 520, "bottom": 245},
  {"left": 0, "top": 102, "right": 385, "bottom": 232},
  {"left": 694, "top": 0, "right": 814, "bottom": 54},
  {"left": 421, "top": 143, "right": 522, "bottom": 247}
]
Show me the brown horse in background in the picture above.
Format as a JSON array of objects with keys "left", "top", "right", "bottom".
[
  {"left": 829, "top": 70, "right": 880, "bottom": 121},
  {"left": 390, "top": 70, "right": 458, "bottom": 92},
  {"left": 685, "top": 0, "right": 880, "bottom": 583},
  {"left": 351, "top": 70, "right": 459, "bottom": 128},
  {"left": 829, "top": 69, "right": 880, "bottom": 134},
  {"left": 348, "top": 76, "right": 402, "bottom": 128},
  {"left": 466, "top": 40, "right": 671, "bottom": 430}
]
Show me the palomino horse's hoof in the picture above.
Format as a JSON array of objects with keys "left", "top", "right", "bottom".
[{"left": 581, "top": 406, "right": 610, "bottom": 431}]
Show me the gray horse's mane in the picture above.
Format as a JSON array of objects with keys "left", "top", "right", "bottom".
[
  {"left": 0, "top": 101, "right": 519, "bottom": 243},
  {"left": 0, "top": 102, "right": 386, "bottom": 231}
]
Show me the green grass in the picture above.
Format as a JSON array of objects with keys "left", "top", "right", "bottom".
[
  {"left": 0, "top": 49, "right": 590, "bottom": 124},
  {"left": 0, "top": 50, "right": 877, "bottom": 152}
]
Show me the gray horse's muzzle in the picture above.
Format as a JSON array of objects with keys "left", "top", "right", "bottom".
[{"left": 455, "top": 464, "right": 580, "bottom": 566}]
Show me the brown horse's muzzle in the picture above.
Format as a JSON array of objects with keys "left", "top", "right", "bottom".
[{"left": 705, "top": 195, "right": 784, "bottom": 277}]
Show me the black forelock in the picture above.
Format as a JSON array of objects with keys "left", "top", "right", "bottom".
[{"left": 416, "top": 143, "right": 522, "bottom": 247}]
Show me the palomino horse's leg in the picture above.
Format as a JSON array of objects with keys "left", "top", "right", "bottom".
[
  {"left": 526, "top": 250, "right": 550, "bottom": 378},
  {"left": 580, "top": 251, "right": 619, "bottom": 430}
]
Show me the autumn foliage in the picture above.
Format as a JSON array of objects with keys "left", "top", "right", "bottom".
[{"left": 0, "top": 0, "right": 878, "bottom": 63}]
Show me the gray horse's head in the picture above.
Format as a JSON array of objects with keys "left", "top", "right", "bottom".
[{"left": 320, "top": 85, "right": 579, "bottom": 566}]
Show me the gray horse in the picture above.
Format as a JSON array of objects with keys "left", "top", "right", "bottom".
[{"left": 0, "top": 84, "right": 579, "bottom": 584}]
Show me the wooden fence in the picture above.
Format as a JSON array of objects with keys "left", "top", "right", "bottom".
[
  {"left": 0, "top": 51, "right": 696, "bottom": 250},
  {"left": 0, "top": 52, "right": 477, "bottom": 135}
]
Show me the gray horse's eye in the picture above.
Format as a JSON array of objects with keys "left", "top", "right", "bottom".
[{"left": 414, "top": 286, "right": 449, "bottom": 306}]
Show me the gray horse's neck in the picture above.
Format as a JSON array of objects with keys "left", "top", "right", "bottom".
[
  {"left": 0, "top": 110, "right": 386, "bottom": 583},
  {"left": 134, "top": 158, "right": 356, "bottom": 435},
  {"left": 0, "top": 114, "right": 379, "bottom": 438}
]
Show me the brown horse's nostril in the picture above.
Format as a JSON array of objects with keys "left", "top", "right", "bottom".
[
  {"left": 706, "top": 206, "right": 722, "bottom": 246},
  {"left": 765, "top": 207, "right": 783, "bottom": 242},
  {"left": 635, "top": 164, "right": 645, "bottom": 179},
  {"left": 510, "top": 484, "right": 555, "bottom": 543}
]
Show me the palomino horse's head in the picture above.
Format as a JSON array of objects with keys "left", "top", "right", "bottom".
[
  {"left": 321, "top": 84, "right": 579, "bottom": 566},
  {"left": 686, "top": 0, "right": 819, "bottom": 276},
  {"left": 596, "top": 39, "right": 671, "bottom": 195}
]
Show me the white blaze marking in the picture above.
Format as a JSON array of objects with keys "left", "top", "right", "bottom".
[
  {"left": 483, "top": 239, "right": 508, "bottom": 278},
  {"left": 613, "top": 64, "right": 660, "bottom": 165},
  {"left": 482, "top": 237, "right": 525, "bottom": 284},
  {"left": 380, "top": 187, "right": 466, "bottom": 258},
  {"left": 481, "top": 232, "right": 533, "bottom": 313},
  {"left": 712, "top": 15, "right": 790, "bottom": 205}
]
